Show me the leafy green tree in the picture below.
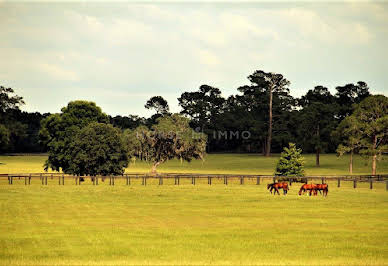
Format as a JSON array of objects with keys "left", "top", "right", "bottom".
[
  {"left": 178, "top": 85, "right": 225, "bottom": 128},
  {"left": 0, "top": 86, "right": 24, "bottom": 113},
  {"left": 275, "top": 143, "right": 305, "bottom": 177},
  {"left": 298, "top": 86, "right": 338, "bottom": 166},
  {"left": 238, "top": 70, "right": 292, "bottom": 156},
  {"left": 145, "top": 96, "right": 170, "bottom": 115},
  {"left": 124, "top": 114, "right": 207, "bottom": 174},
  {"left": 335, "top": 82, "right": 370, "bottom": 120},
  {"left": 68, "top": 122, "right": 129, "bottom": 176},
  {"left": 178, "top": 85, "right": 225, "bottom": 152},
  {"left": 332, "top": 116, "right": 362, "bottom": 174},
  {"left": 40, "top": 101, "right": 109, "bottom": 172},
  {"left": 0, "top": 124, "right": 10, "bottom": 152},
  {"left": 0, "top": 86, "right": 27, "bottom": 153},
  {"left": 351, "top": 95, "right": 388, "bottom": 175},
  {"left": 246, "top": 70, "right": 291, "bottom": 157}
]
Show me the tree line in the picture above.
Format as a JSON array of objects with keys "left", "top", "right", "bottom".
[{"left": 1, "top": 69, "right": 387, "bottom": 175}]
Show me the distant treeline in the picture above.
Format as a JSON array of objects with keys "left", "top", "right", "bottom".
[{"left": 0, "top": 69, "right": 371, "bottom": 154}]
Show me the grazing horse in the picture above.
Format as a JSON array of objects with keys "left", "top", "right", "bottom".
[
  {"left": 298, "top": 184, "right": 318, "bottom": 196},
  {"left": 316, "top": 183, "right": 328, "bottom": 196},
  {"left": 267, "top": 182, "right": 289, "bottom": 195}
]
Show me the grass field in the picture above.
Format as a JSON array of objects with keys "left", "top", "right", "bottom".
[
  {"left": 0, "top": 178, "right": 387, "bottom": 265},
  {"left": 0, "top": 153, "right": 387, "bottom": 175},
  {"left": 1, "top": 154, "right": 387, "bottom": 265}
]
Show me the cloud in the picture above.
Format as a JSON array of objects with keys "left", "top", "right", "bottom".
[{"left": 0, "top": 2, "right": 387, "bottom": 116}]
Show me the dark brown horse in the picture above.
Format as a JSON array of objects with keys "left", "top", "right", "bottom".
[
  {"left": 298, "top": 184, "right": 318, "bottom": 196},
  {"left": 316, "top": 183, "right": 329, "bottom": 196},
  {"left": 267, "top": 182, "right": 289, "bottom": 195}
]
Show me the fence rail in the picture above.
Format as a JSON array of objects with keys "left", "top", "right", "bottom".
[{"left": 1, "top": 173, "right": 387, "bottom": 190}]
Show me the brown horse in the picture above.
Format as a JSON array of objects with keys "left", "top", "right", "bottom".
[
  {"left": 267, "top": 182, "right": 289, "bottom": 195},
  {"left": 316, "top": 183, "right": 329, "bottom": 196},
  {"left": 298, "top": 184, "right": 318, "bottom": 196}
]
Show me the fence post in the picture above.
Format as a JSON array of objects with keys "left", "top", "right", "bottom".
[
  {"left": 321, "top": 177, "right": 324, "bottom": 184},
  {"left": 193, "top": 176, "right": 196, "bottom": 185},
  {"left": 96, "top": 176, "right": 98, "bottom": 185},
  {"left": 29, "top": 174, "right": 31, "bottom": 185},
  {"left": 240, "top": 177, "right": 244, "bottom": 185},
  {"left": 45, "top": 175, "right": 48, "bottom": 185},
  {"left": 370, "top": 178, "right": 373, "bottom": 189},
  {"left": 225, "top": 176, "right": 228, "bottom": 185},
  {"left": 41, "top": 174, "right": 44, "bottom": 185},
  {"left": 109, "top": 176, "right": 112, "bottom": 186},
  {"left": 256, "top": 177, "right": 260, "bottom": 185},
  {"left": 59, "top": 175, "right": 61, "bottom": 185},
  {"left": 209, "top": 176, "right": 212, "bottom": 185},
  {"left": 112, "top": 176, "right": 115, "bottom": 186},
  {"left": 353, "top": 179, "right": 357, "bottom": 189},
  {"left": 338, "top": 178, "right": 340, "bottom": 187},
  {"left": 62, "top": 174, "right": 64, "bottom": 185},
  {"left": 25, "top": 175, "right": 27, "bottom": 185},
  {"left": 386, "top": 180, "right": 388, "bottom": 191}
]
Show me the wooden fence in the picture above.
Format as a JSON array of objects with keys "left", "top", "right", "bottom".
[{"left": 1, "top": 173, "right": 388, "bottom": 190}]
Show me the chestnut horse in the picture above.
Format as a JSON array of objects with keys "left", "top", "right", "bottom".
[
  {"left": 298, "top": 184, "right": 318, "bottom": 196},
  {"left": 267, "top": 182, "right": 289, "bottom": 195},
  {"left": 316, "top": 183, "right": 329, "bottom": 196}
]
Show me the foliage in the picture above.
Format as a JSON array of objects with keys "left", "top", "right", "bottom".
[
  {"left": 238, "top": 70, "right": 293, "bottom": 155},
  {"left": 0, "top": 86, "right": 24, "bottom": 113},
  {"left": 0, "top": 124, "right": 10, "bottom": 152},
  {"left": 178, "top": 84, "right": 225, "bottom": 130},
  {"left": 351, "top": 95, "right": 388, "bottom": 174},
  {"left": 40, "top": 101, "right": 109, "bottom": 173},
  {"left": 145, "top": 96, "right": 170, "bottom": 115},
  {"left": 275, "top": 143, "right": 305, "bottom": 177},
  {"left": 335, "top": 82, "right": 370, "bottom": 120},
  {"left": 297, "top": 86, "right": 338, "bottom": 166},
  {"left": 124, "top": 114, "right": 207, "bottom": 173},
  {"left": 67, "top": 122, "right": 129, "bottom": 176}
]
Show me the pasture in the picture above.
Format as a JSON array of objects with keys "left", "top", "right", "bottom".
[
  {"left": 0, "top": 153, "right": 388, "bottom": 175},
  {"left": 0, "top": 178, "right": 387, "bottom": 265},
  {"left": 1, "top": 154, "right": 387, "bottom": 265}
]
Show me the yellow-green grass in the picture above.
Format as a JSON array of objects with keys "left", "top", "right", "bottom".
[
  {"left": 0, "top": 179, "right": 387, "bottom": 265},
  {"left": 0, "top": 153, "right": 387, "bottom": 175}
]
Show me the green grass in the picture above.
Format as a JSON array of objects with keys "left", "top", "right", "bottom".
[
  {"left": 0, "top": 153, "right": 387, "bottom": 175},
  {"left": 0, "top": 179, "right": 387, "bottom": 265}
]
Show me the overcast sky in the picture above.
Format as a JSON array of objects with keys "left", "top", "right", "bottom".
[{"left": 1, "top": 1, "right": 387, "bottom": 117}]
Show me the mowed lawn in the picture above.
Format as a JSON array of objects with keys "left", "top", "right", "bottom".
[
  {"left": 0, "top": 178, "right": 387, "bottom": 265},
  {"left": 0, "top": 153, "right": 387, "bottom": 175}
]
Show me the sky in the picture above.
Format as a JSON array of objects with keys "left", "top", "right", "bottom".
[{"left": 0, "top": 1, "right": 387, "bottom": 117}]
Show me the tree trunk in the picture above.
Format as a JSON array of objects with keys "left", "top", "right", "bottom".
[
  {"left": 151, "top": 161, "right": 161, "bottom": 174},
  {"left": 372, "top": 135, "right": 377, "bottom": 175},
  {"left": 265, "top": 88, "right": 273, "bottom": 157},
  {"left": 315, "top": 125, "right": 320, "bottom": 167},
  {"left": 316, "top": 148, "right": 320, "bottom": 167},
  {"left": 349, "top": 149, "right": 353, "bottom": 174}
]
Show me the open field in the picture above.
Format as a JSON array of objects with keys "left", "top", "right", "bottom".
[
  {"left": 0, "top": 153, "right": 387, "bottom": 175},
  {"left": 0, "top": 179, "right": 387, "bottom": 265}
]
